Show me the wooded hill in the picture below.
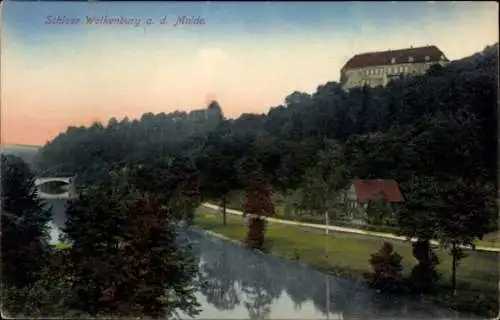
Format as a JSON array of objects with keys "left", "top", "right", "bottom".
[{"left": 35, "top": 43, "right": 497, "bottom": 212}]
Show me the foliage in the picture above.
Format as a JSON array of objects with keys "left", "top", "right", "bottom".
[
  {"left": 61, "top": 172, "right": 201, "bottom": 318},
  {"left": 395, "top": 175, "right": 442, "bottom": 241},
  {"left": 1, "top": 155, "right": 52, "bottom": 289},
  {"left": 243, "top": 170, "right": 275, "bottom": 218},
  {"left": 434, "top": 179, "right": 496, "bottom": 293},
  {"left": 30, "top": 44, "right": 499, "bottom": 316},
  {"left": 364, "top": 242, "right": 404, "bottom": 293},
  {"left": 1, "top": 250, "right": 74, "bottom": 317},
  {"left": 243, "top": 169, "right": 275, "bottom": 249},
  {"left": 366, "top": 196, "right": 394, "bottom": 226},
  {"left": 409, "top": 240, "right": 440, "bottom": 294},
  {"left": 294, "top": 140, "right": 350, "bottom": 218}
]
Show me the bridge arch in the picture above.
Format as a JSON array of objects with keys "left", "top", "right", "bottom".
[
  {"left": 34, "top": 177, "right": 76, "bottom": 200},
  {"left": 34, "top": 177, "right": 72, "bottom": 186}
]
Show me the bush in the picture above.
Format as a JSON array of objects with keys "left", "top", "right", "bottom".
[
  {"left": 364, "top": 242, "right": 404, "bottom": 293},
  {"left": 408, "top": 240, "right": 440, "bottom": 294}
]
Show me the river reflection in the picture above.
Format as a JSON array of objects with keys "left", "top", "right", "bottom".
[
  {"left": 45, "top": 200, "right": 466, "bottom": 320},
  {"left": 182, "top": 228, "right": 465, "bottom": 320}
]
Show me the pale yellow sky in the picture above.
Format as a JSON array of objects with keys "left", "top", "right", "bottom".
[{"left": 1, "top": 2, "right": 498, "bottom": 145}]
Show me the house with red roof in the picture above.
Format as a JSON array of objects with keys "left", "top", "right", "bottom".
[{"left": 340, "top": 179, "right": 405, "bottom": 224}]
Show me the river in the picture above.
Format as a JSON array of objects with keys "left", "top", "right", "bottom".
[{"left": 45, "top": 199, "right": 466, "bottom": 319}]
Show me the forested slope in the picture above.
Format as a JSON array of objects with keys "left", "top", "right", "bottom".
[{"left": 35, "top": 43, "right": 497, "bottom": 219}]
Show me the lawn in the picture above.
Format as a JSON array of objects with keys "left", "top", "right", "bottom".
[
  {"left": 194, "top": 207, "right": 499, "bottom": 318},
  {"left": 208, "top": 192, "right": 500, "bottom": 249}
]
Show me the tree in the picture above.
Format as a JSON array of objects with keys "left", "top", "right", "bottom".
[
  {"left": 364, "top": 242, "right": 404, "bottom": 293},
  {"left": 1, "top": 154, "right": 52, "bottom": 289},
  {"left": 434, "top": 179, "right": 495, "bottom": 295},
  {"left": 167, "top": 156, "right": 201, "bottom": 225},
  {"left": 61, "top": 172, "right": 201, "bottom": 317},
  {"left": 1, "top": 248, "right": 75, "bottom": 317},
  {"left": 366, "top": 195, "right": 394, "bottom": 226},
  {"left": 410, "top": 240, "right": 440, "bottom": 294},
  {"left": 396, "top": 176, "right": 442, "bottom": 293},
  {"left": 297, "top": 140, "right": 350, "bottom": 221},
  {"left": 243, "top": 169, "right": 275, "bottom": 249},
  {"left": 196, "top": 145, "right": 239, "bottom": 226}
]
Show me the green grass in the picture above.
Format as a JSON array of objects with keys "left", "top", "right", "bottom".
[
  {"left": 195, "top": 208, "right": 499, "bottom": 318},
  {"left": 54, "top": 242, "right": 71, "bottom": 251},
  {"left": 477, "top": 231, "right": 500, "bottom": 248},
  {"left": 210, "top": 191, "right": 500, "bottom": 249}
]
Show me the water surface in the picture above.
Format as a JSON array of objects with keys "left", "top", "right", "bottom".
[{"left": 47, "top": 200, "right": 466, "bottom": 319}]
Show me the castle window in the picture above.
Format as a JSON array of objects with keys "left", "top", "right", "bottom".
[
  {"left": 408, "top": 56, "right": 414, "bottom": 62},
  {"left": 425, "top": 55, "right": 430, "bottom": 61},
  {"left": 391, "top": 57, "right": 396, "bottom": 64}
]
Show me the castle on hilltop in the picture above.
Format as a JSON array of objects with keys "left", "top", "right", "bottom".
[{"left": 340, "top": 45, "right": 449, "bottom": 90}]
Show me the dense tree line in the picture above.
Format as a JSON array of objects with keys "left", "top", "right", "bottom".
[
  {"left": 35, "top": 44, "right": 497, "bottom": 204},
  {"left": 1, "top": 155, "right": 203, "bottom": 317},
  {"left": 24, "top": 42, "right": 499, "bottom": 316}
]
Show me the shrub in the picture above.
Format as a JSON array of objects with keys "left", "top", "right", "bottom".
[
  {"left": 408, "top": 240, "right": 440, "bottom": 294},
  {"left": 364, "top": 242, "right": 404, "bottom": 293}
]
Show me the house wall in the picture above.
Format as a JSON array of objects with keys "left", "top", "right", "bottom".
[
  {"left": 341, "top": 60, "right": 449, "bottom": 90},
  {"left": 343, "top": 184, "right": 368, "bottom": 221}
]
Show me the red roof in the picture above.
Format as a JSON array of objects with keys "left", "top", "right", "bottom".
[
  {"left": 342, "top": 45, "right": 447, "bottom": 70},
  {"left": 352, "top": 179, "right": 404, "bottom": 203}
]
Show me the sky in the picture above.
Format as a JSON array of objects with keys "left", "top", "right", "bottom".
[{"left": 1, "top": 1, "right": 498, "bottom": 145}]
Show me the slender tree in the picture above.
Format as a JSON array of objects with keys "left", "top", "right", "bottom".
[
  {"left": 243, "top": 169, "right": 275, "bottom": 249},
  {"left": 435, "top": 179, "right": 495, "bottom": 295}
]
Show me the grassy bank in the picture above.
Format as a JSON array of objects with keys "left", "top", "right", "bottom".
[
  {"left": 194, "top": 207, "right": 499, "bottom": 318},
  {"left": 208, "top": 191, "right": 500, "bottom": 249}
]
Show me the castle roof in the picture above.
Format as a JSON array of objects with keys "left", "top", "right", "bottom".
[{"left": 342, "top": 45, "right": 447, "bottom": 70}]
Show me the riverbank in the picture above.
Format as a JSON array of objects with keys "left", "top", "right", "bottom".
[
  {"left": 202, "top": 203, "right": 500, "bottom": 252},
  {"left": 206, "top": 192, "right": 500, "bottom": 249},
  {"left": 194, "top": 208, "right": 499, "bottom": 318}
]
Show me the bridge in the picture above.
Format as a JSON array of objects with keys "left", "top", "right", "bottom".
[{"left": 34, "top": 177, "right": 77, "bottom": 200}]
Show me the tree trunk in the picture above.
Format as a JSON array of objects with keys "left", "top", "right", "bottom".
[
  {"left": 221, "top": 195, "right": 227, "bottom": 226},
  {"left": 451, "top": 241, "right": 457, "bottom": 296}
]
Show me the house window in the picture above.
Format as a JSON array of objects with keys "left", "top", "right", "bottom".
[
  {"left": 425, "top": 55, "right": 430, "bottom": 61},
  {"left": 408, "top": 56, "right": 414, "bottom": 62},
  {"left": 440, "top": 55, "right": 445, "bottom": 60},
  {"left": 391, "top": 57, "right": 396, "bottom": 64},
  {"left": 404, "top": 66, "right": 408, "bottom": 72}
]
